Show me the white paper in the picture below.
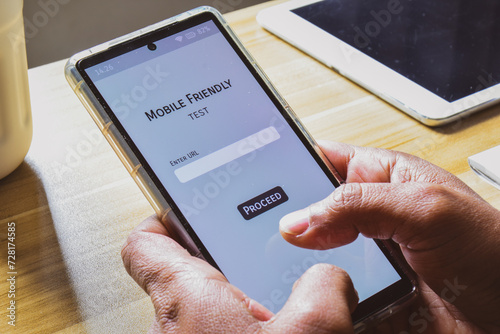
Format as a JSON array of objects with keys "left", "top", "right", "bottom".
[{"left": 468, "top": 145, "right": 500, "bottom": 190}]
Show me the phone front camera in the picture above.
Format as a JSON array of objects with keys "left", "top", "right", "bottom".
[{"left": 147, "top": 43, "right": 157, "bottom": 51}]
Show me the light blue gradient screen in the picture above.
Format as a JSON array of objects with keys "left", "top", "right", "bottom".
[{"left": 86, "top": 20, "right": 401, "bottom": 312}]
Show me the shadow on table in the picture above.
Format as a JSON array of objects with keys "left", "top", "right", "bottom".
[
  {"left": 0, "top": 162, "right": 83, "bottom": 333},
  {"left": 432, "top": 103, "right": 500, "bottom": 134}
]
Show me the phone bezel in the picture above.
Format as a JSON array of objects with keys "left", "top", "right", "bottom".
[{"left": 70, "top": 7, "right": 416, "bottom": 328}]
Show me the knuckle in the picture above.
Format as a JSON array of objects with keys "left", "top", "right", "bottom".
[
  {"left": 154, "top": 297, "right": 181, "bottom": 329},
  {"left": 144, "top": 261, "right": 188, "bottom": 295},
  {"left": 417, "top": 183, "right": 457, "bottom": 217},
  {"left": 332, "top": 183, "right": 364, "bottom": 209},
  {"left": 301, "top": 263, "right": 353, "bottom": 294},
  {"left": 147, "top": 267, "right": 195, "bottom": 330}
]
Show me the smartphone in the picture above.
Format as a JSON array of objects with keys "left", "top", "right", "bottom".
[{"left": 65, "top": 7, "right": 416, "bottom": 331}]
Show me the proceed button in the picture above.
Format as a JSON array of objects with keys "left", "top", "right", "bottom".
[{"left": 237, "top": 186, "right": 289, "bottom": 220}]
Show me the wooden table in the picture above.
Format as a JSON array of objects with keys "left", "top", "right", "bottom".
[{"left": 1, "top": 1, "right": 499, "bottom": 333}]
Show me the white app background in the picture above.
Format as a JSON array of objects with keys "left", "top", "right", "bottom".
[{"left": 87, "top": 20, "right": 401, "bottom": 311}]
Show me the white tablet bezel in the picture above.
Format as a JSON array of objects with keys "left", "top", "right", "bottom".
[{"left": 257, "top": 0, "right": 500, "bottom": 126}]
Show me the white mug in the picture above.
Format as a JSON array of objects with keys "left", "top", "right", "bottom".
[{"left": 0, "top": 0, "right": 32, "bottom": 179}]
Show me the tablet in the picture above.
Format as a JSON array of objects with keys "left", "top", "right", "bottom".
[{"left": 257, "top": 0, "right": 500, "bottom": 126}]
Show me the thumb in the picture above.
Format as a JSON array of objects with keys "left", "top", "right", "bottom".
[
  {"left": 265, "top": 264, "right": 358, "bottom": 334},
  {"left": 279, "top": 181, "right": 483, "bottom": 253},
  {"left": 279, "top": 181, "right": 500, "bottom": 326}
]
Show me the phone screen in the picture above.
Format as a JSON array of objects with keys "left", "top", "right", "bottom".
[{"left": 78, "top": 15, "right": 410, "bottom": 314}]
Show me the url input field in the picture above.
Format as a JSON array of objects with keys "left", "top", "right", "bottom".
[{"left": 174, "top": 126, "right": 280, "bottom": 183}]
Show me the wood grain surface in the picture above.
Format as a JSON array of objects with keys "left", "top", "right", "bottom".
[{"left": 1, "top": 1, "right": 499, "bottom": 333}]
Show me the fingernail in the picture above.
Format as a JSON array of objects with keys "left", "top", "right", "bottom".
[
  {"left": 280, "top": 209, "right": 310, "bottom": 236},
  {"left": 246, "top": 298, "right": 274, "bottom": 321}
]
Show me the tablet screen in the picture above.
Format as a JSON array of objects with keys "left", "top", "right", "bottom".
[{"left": 293, "top": 0, "right": 500, "bottom": 102}]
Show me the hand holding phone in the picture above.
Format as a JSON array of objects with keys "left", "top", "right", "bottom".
[
  {"left": 123, "top": 141, "right": 500, "bottom": 333},
  {"left": 66, "top": 7, "right": 416, "bottom": 331},
  {"left": 122, "top": 214, "right": 360, "bottom": 333},
  {"left": 280, "top": 141, "right": 500, "bottom": 333}
]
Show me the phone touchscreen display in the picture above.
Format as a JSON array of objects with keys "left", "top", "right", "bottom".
[{"left": 81, "top": 18, "right": 403, "bottom": 312}]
